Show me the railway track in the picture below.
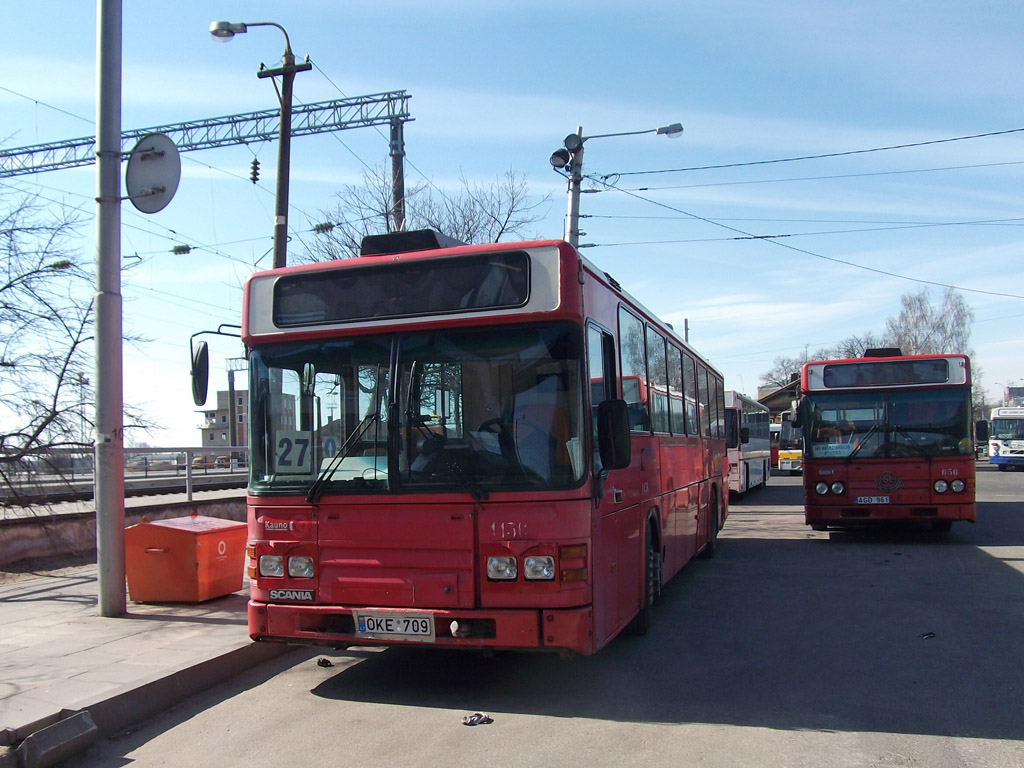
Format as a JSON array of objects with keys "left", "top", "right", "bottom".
[{"left": 0, "top": 471, "right": 247, "bottom": 507}]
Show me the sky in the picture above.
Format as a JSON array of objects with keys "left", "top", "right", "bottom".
[{"left": 2, "top": 1, "right": 1023, "bottom": 447}]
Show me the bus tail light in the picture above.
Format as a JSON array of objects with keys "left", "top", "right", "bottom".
[
  {"left": 246, "top": 544, "right": 257, "bottom": 579},
  {"left": 560, "top": 544, "right": 587, "bottom": 559},
  {"left": 559, "top": 543, "right": 588, "bottom": 582}
]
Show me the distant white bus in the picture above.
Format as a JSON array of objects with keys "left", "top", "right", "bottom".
[
  {"left": 988, "top": 406, "right": 1024, "bottom": 471},
  {"left": 724, "top": 390, "right": 771, "bottom": 496}
]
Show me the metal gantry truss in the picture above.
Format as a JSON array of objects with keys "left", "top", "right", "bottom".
[{"left": 0, "top": 90, "right": 412, "bottom": 178}]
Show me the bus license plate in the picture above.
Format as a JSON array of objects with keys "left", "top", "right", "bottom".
[
  {"left": 855, "top": 496, "right": 890, "bottom": 504},
  {"left": 354, "top": 611, "right": 435, "bottom": 642}
]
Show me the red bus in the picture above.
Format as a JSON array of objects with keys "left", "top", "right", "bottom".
[
  {"left": 794, "top": 350, "right": 975, "bottom": 532},
  {"left": 219, "top": 231, "right": 727, "bottom": 656}
]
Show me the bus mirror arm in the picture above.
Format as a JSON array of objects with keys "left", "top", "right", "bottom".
[
  {"left": 597, "top": 399, "right": 631, "bottom": 471},
  {"left": 740, "top": 427, "right": 750, "bottom": 444},
  {"left": 188, "top": 325, "right": 242, "bottom": 406},
  {"left": 592, "top": 466, "right": 610, "bottom": 500}
]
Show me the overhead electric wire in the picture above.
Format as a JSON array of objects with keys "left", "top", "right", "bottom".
[
  {"left": 625, "top": 158, "right": 1024, "bottom": 191},
  {"left": 608, "top": 127, "right": 1024, "bottom": 178},
  {"left": 583, "top": 174, "right": 1024, "bottom": 300},
  {"left": 308, "top": 60, "right": 457, "bottom": 220},
  {"left": 0, "top": 84, "right": 94, "bottom": 125},
  {"left": 586, "top": 216, "right": 1024, "bottom": 244}
]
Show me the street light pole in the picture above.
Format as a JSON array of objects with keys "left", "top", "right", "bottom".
[
  {"left": 550, "top": 122, "right": 683, "bottom": 250},
  {"left": 210, "top": 21, "right": 311, "bottom": 269},
  {"left": 96, "top": 0, "right": 125, "bottom": 618}
]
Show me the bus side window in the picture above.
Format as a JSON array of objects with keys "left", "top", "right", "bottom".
[
  {"left": 618, "top": 308, "right": 650, "bottom": 433},
  {"left": 587, "top": 324, "right": 617, "bottom": 469}
]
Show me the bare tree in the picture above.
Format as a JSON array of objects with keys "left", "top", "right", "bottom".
[
  {"left": 759, "top": 287, "right": 976, "bottom": 390},
  {"left": 0, "top": 191, "right": 94, "bottom": 499},
  {"left": 414, "top": 169, "right": 549, "bottom": 245},
  {"left": 300, "top": 164, "right": 550, "bottom": 262},
  {"left": 885, "top": 287, "right": 975, "bottom": 356}
]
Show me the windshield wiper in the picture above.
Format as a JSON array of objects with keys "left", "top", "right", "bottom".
[
  {"left": 846, "top": 424, "right": 879, "bottom": 460},
  {"left": 407, "top": 417, "right": 488, "bottom": 501},
  {"left": 891, "top": 425, "right": 930, "bottom": 458},
  {"left": 305, "top": 413, "right": 378, "bottom": 503}
]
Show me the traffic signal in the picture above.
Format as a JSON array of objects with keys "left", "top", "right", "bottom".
[{"left": 250, "top": 157, "right": 260, "bottom": 184}]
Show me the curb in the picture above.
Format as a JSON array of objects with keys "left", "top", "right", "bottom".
[{"left": 5, "top": 642, "right": 295, "bottom": 768}]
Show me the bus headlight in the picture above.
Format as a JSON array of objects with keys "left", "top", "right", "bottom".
[
  {"left": 288, "top": 556, "right": 314, "bottom": 578},
  {"left": 934, "top": 480, "right": 949, "bottom": 494},
  {"left": 950, "top": 479, "right": 966, "bottom": 493},
  {"left": 815, "top": 482, "right": 829, "bottom": 495},
  {"left": 486, "top": 556, "right": 517, "bottom": 580},
  {"left": 523, "top": 555, "right": 555, "bottom": 580},
  {"left": 259, "top": 554, "right": 284, "bottom": 577},
  {"left": 830, "top": 481, "right": 845, "bottom": 495}
]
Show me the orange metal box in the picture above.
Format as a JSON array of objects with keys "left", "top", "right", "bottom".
[{"left": 125, "top": 515, "right": 247, "bottom": 603}]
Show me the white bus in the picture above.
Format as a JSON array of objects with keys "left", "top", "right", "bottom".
[
  {"left": 724, "top": 390, "right": 771, "bottom": 496},
  {"left": 988, "top": 406, "right": 1024, "bottom": 471}
]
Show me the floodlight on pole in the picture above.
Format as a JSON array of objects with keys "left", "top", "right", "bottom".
[
  {"left": 209, "top": 20, "right": 311, "bottom": 269},
  {"left": 549, "top": 122, "right": 683, "bottom": 249}
]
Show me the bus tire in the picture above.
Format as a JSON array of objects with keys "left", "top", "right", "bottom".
[
  {"left": 762, "top": 460, "right": 769, "bottom": 487},
  {"left": 700, "top": 489, "right": 720, "bottom": 559},
  {"left": 629, "top": 524, "right": 659, "bottom": 635}
]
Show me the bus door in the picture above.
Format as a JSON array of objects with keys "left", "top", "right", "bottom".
[{"left": 588, "top": 324, "right": 642, "bottom": 643}]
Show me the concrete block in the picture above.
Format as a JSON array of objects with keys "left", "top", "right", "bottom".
[{"left": 15, "top": 711, "right": 96, "bottom": 768}]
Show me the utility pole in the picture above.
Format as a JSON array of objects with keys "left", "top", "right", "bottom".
[
  {"left": 549, "top": 123, "right": 682, "bottom": 250},
  {"left": 389, "top": 117, "right": 406, "bottom": 232},
  {"left": 256, "top": 44, "right": 311, "bottom": 268},
  {"left": 95, "top": 0, "right": 126, "bottom": 618}
]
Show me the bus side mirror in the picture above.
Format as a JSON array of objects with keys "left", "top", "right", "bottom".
[
  {"left": 790, "top": 398, "right": 803, "bottom": 428},
  {"left": 597, "top": 399, "right": 631, "bottom": 470},
  {"left": 190, "top": 340, "right": 209, "bottom": 407},
  {"left": 740, "top": 426, "right": 750, "bottom": 444},
  {"left": 975, "top": 421, "right": 989, "bottom": 442}
]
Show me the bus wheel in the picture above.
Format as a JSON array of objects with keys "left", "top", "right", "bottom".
[
  {"left": 701, "top": 490, "right": 720, "bottom": 559},
  {"left": 629, "top": 525, "right": 659, "bottom": 636},
  {"left": 762, "top": 461, "right": 769, "bottom": 487}
]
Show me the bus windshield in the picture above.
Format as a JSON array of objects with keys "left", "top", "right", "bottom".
[
  {"left": 249, "top": 324, "right": 586, "bottom": 495},
  {"left": 804, "top": 388, "right": 972, "bottom": 460},
  {"left": 991, "top": 418, "right": 1024, "bottom": 440}
]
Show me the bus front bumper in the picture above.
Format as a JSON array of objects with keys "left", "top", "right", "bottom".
[
  {"left": 804, "top": 501, "right": 975, "bottom": 527},
  {"left": 248, "top": 601, "right": 596, "bottom": 655}
]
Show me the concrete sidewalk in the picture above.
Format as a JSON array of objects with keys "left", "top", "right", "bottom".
[{"left": 0, "top": 565, "right": 292, "bottom": 767}]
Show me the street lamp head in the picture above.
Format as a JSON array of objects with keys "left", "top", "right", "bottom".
[
  {"left": 563, "top": 133, "right": 584, "bottom": 152},
  {"left": 656, "top": 122, "right": 684, "bottom": 138},
  {"left": 549, "top": 147, "right": 571, "bottom": 169},
  {"left": 209, "top": 20, "right": 248, "bottom": 41}
]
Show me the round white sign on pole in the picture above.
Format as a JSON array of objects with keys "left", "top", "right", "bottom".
[{"left": 125, "top": 133, "right": 180, "bottom": 214}]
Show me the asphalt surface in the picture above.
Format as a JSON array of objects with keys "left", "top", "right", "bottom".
[{"left": 0, "top": 564, "right": 293, "bottom": 767}]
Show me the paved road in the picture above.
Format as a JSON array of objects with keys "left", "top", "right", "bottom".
[{"left": 73, "top": 467, "right": 1024, "bottom": 767}]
